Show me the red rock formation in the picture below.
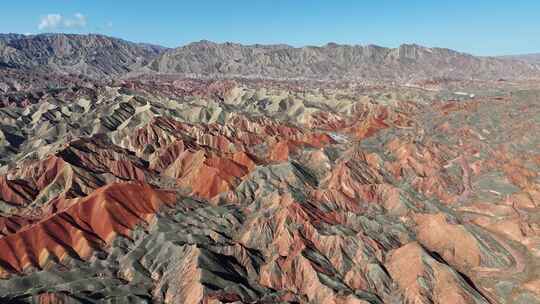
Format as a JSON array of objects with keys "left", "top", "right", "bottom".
[
  {"left": 0, "top": 182, "right": 175, "bottom": 276},
  {"left": 0, "top": 215, "right": 35, "bottom": 237},
  {"left": 0, "top": 175, "right": 37, "bottom": 206},
  {"left": 387, "top": 242, "right": 489, "bottom": 304}
]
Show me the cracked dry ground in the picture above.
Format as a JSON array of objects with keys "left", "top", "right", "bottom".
[{"left": 0, "top": 81, "right": 539, "bottom": 304}]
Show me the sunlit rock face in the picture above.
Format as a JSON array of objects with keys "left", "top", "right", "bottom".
[{"left": 0, "top": 74, "right": 539, "bottom": 304}]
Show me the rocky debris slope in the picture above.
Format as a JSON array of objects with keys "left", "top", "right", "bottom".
[{"left": 0, "top": 79, "right": 539, "bottom": 304}]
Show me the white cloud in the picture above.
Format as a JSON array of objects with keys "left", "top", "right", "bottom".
[
  {"left": 37, "top": 13, "right": 87, "bottom": 31},
  {"left": 38, "top": 14, "right": 62, "bottom": 30},
  {"left": 64, "top": 13, "right": 87, "bottom": 28}
]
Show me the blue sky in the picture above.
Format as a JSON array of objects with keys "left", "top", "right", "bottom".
[{"left": 1, "top": 0, "right": 539, "bottom": 55}]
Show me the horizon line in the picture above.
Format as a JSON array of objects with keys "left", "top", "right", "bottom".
[{"left": 2, "top": 31, "right": 538, "bottom": 58}]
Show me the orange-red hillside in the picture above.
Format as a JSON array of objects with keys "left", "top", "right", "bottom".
[{"left": 0, "top": 182, "right": 175, "bottom": 276}]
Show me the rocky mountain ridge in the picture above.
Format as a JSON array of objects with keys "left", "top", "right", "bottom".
[
  {"left": 0, "top": 33, "right": 166, "bottom": 79},
  {"left": 499, "top": 53, "right": 540, "bottom": 64},
  {"left": 1, "top": 33, "right": 540, "bottom": 83},
  {"left": 142, "top": 40, "right": 540, "bottom": 81}
]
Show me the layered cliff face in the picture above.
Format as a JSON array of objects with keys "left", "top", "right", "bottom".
[{"left": 0, "top": 74, "right": 538, "bottom": 304}]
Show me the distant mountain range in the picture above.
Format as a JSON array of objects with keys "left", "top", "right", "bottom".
[
  {"left": 1, "top": 33, "right": 539, "bottom": 82},
  {"left": 0, "top": 33, "right": 165, "bottom": 78}
]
